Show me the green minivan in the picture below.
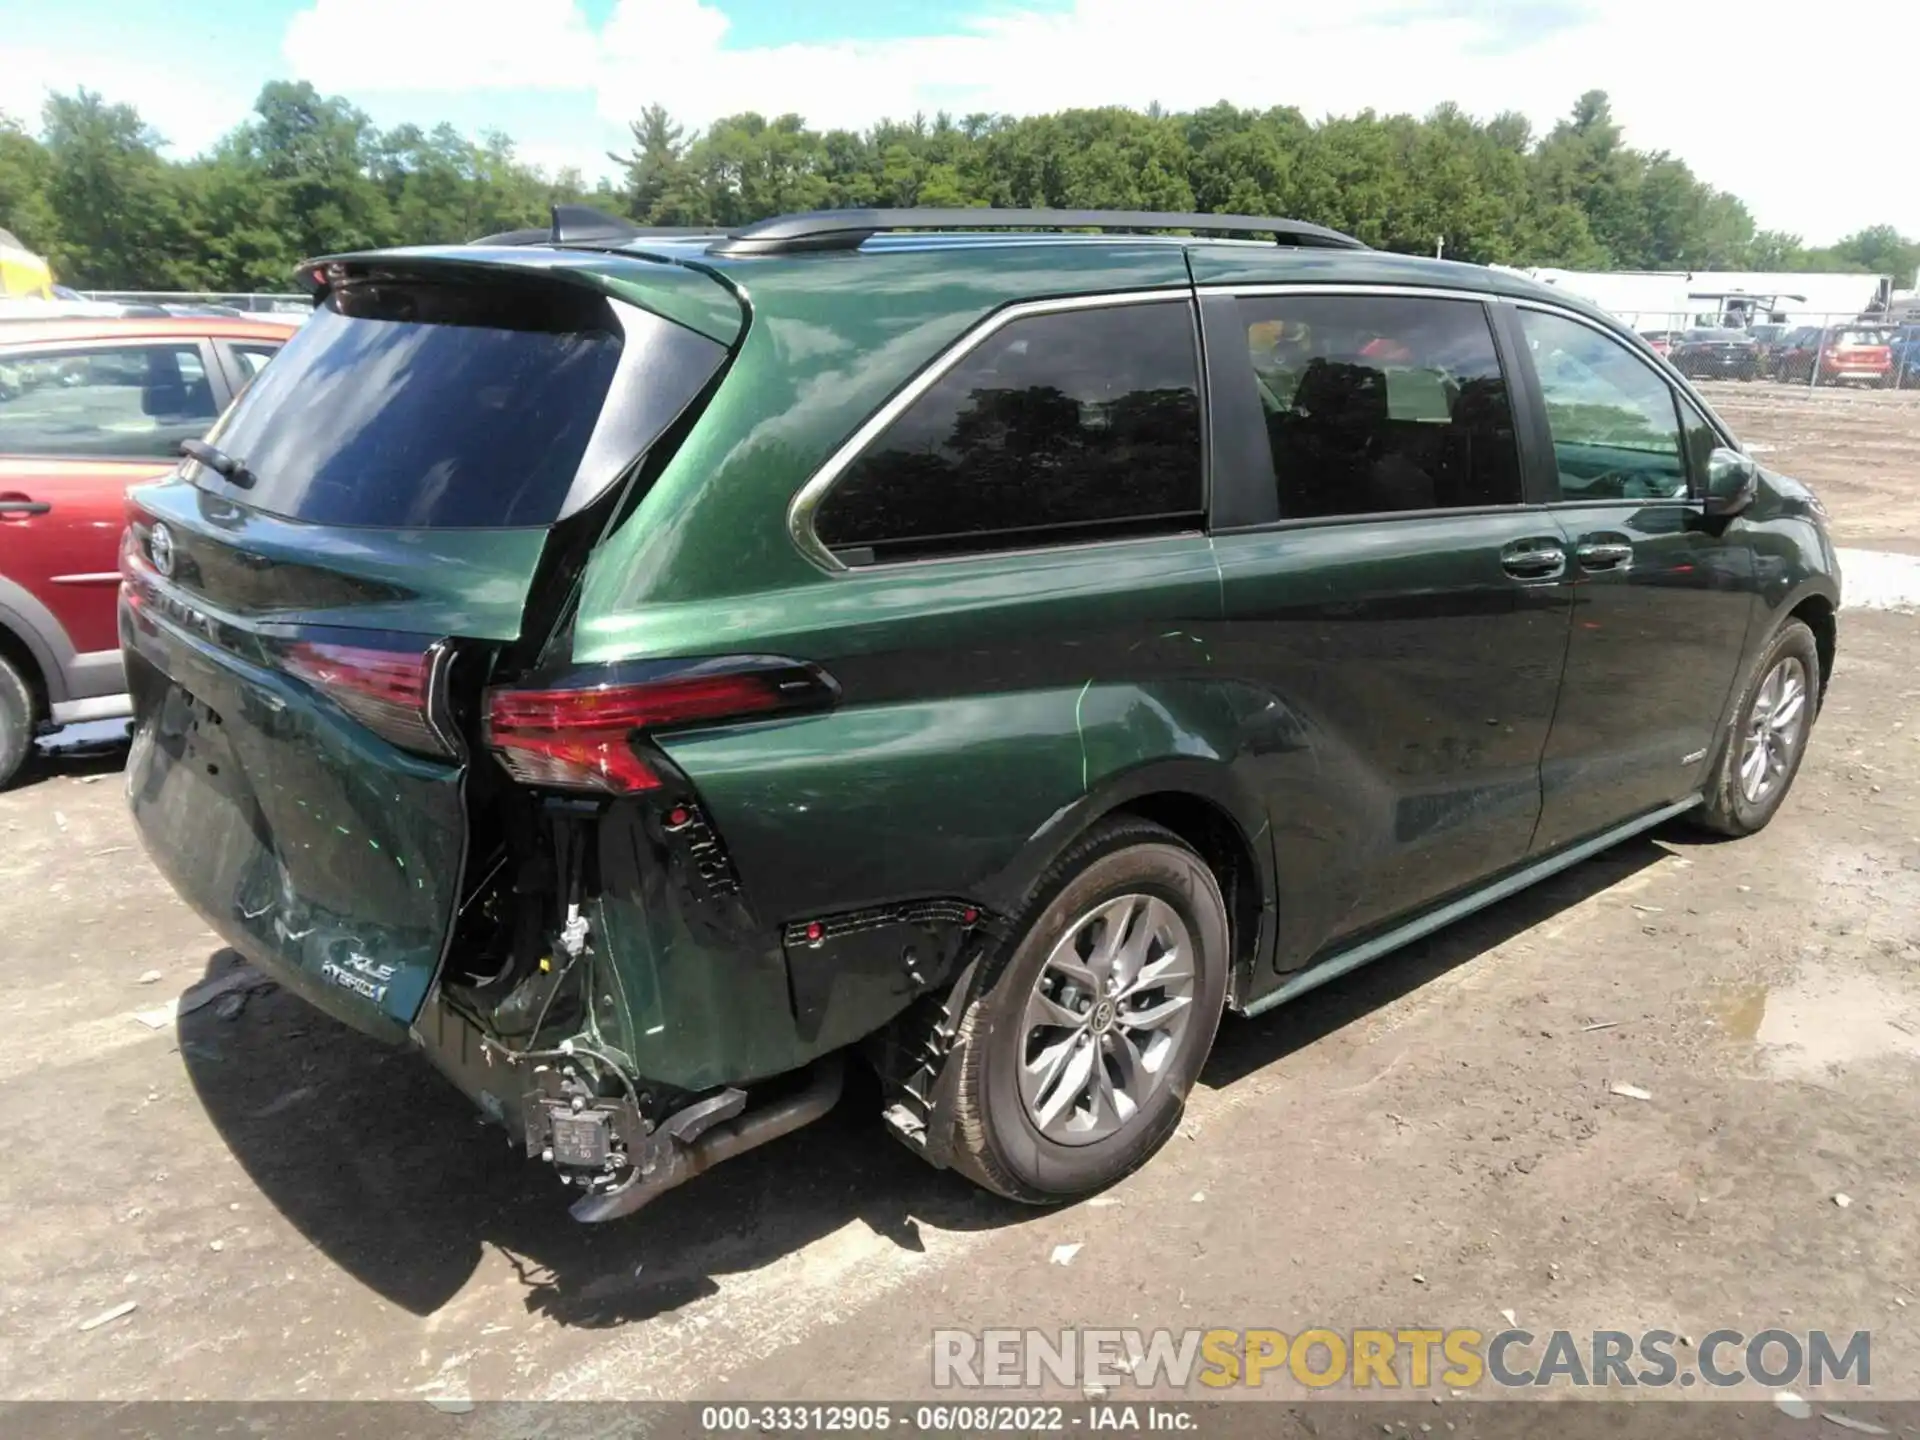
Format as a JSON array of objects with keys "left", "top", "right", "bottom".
[{"left": 120, "top": 208, "right": 1840, "bottom": 1220}]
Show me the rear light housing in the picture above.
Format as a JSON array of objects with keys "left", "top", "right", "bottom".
[
  {"left": 484, "top": 659, "right": 837, "bottom": 795},
  {"left": 282, "top": 640, "right": 455, "bottom": 759}
]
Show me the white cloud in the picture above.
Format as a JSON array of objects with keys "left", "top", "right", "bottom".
[
  {"left": 0, "top": 45, "right": 254, "bottom": 157},
  {"left": 282, "top": 0, "right": 601, "bottom": 92}
]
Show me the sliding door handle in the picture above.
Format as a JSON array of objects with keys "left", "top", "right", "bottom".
[{"left": 1576, "top": 541, "right": 1634, "bottom": 572}]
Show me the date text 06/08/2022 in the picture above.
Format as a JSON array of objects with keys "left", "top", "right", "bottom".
[{"left": 698, "top": 1404, "right": 1197, "bottom": 1432}]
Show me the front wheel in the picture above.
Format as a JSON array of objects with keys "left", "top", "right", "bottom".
[
  {"left": 947, "top": 817, "right": 1230, "bottom": 1203},
  {"left": 1694, "top": 620, "right": 1820, "bottom": 837}
]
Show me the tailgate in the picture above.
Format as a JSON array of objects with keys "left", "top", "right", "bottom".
[
  {"left": 119, "top": 259, "right": 737, "bottom": 1038},
  {"left": 122, "top": 590, "right": 464, "bottom": 1037}
]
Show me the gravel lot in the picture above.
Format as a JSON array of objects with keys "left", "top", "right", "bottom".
[{"left": 0, "top": 381, "right": 1915, "bottom": 1426}]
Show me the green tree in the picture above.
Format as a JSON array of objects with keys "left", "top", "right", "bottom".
[
  {"left": 617, "top": 104, "right": 693, "bottom": 222},
  {"left": 225, "top": 81, "right": 390, "bottom": 259},
  {"left": 4, "top": 85, "right": 1917, "bottom": 292},
  {"left": 40, "top": 89, "right": 188, "bottom": 287},
  {"left": 1829, "top": 225, "right": 1920, "bottom": 284},
  {"left": 0, "top": 114, "right": 59, "bottom": 258}
]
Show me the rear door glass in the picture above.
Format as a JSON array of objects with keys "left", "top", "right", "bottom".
[
  {"left": 814, "top": 301, "right": 1204, "bottom": 565},
  {"left": 0, "top": 343, "right": 218, "bottom": 459},
  {"left": 205, "top": 281, "right": 623, "bottom": 528},
  {"left": 1240, "top": 294, "right": 1522, "bottom": 518}
]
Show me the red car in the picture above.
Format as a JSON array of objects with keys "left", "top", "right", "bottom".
[
  {"left": 1770, "top": 325, "right": 1895, "bottom": 386},
  {"left": 0, "top": 312, "right": 298, "bottom": 784}
]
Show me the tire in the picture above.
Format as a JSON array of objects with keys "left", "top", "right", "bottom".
[
  {"left": 946, "top": 817, "right": 1230, "bottom": 1204},
  {"left": 1693, "top": 620, "right": 1821, "bottom": 837},
  {"left": 0, "top": 653, "right": 34, "bottom": 790}
]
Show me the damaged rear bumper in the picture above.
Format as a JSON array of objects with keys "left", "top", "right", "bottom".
[{"left": 412, "top": 986, "right": 845, "bottom": 1221}]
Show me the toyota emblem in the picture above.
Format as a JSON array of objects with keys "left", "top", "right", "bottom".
[{"left": 149, "top": 522, "right": 176, "bottom": 579}]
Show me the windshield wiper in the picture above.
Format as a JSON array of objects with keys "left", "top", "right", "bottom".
[{"left": 179, "top": 439, "right": 255, "bottom": 489}]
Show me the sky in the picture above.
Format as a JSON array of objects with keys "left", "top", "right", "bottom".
[{"left": 2, "top": 0, "right": 1916, "bottom": 245}]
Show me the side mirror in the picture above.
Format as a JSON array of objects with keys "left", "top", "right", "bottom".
[{"left": 1703, "top": 447, "right": 1758, "bottom": 518}]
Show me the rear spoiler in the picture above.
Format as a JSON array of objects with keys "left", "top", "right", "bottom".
[{"left": 292, "top": 242, "right": 747, "bottom": 349}]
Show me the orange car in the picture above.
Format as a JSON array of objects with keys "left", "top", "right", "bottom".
[{"left": 0, "top": 311, "right": 300, "bottom": 783}]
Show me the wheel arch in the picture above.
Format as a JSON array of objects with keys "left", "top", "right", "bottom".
[
  {"left": 0, "top": 614, "right": 51, "bottom": 725},
  {"left": 0, "top": 575, "right": 73, "bottom": 719},
  {"left": 978, "top": 756, "right": 1275, "bottom": 1007},
  {"left": 1786, "top": 590, "right": 1837, "bottom": 705}
]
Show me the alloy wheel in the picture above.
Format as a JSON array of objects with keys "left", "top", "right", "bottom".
[
  {"left": 1017, "top": 893, "right": 1196, "bottom": 1146},
  {"left": 1739, "top": 656, "right": 1810, "bottom": 805}
]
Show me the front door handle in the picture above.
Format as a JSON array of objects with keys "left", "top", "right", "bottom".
[
  {"left": 1501, "top": 541, "right": 1566, "bottom": 580},
  {"left": 1576, "top": 541, "right": 1634, "bottom": 572},
  {"left": 0, "top": 499, "right": 51, "bottom": 518}
]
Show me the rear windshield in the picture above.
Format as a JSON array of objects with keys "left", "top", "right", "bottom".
[
  {"left": 202, "top": 280, "right": 621, "bottom": 528},
  {"left": 1684, "top": 329, "right": 1748, "bottom": 341},
  {"left": 1833, "top": 329, "right": 1891, "bottom": 347}
]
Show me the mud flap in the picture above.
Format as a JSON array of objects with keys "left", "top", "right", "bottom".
[{"left": 878, "top": 951, "right": 987, "bottom": 1172}]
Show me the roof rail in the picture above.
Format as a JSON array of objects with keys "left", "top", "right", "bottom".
[
  {"left": 706, "top": 208, "right": 1367, "bottom": 257},
  {"left": 470, "top": 205, "right": 728, "bottom": 248}
]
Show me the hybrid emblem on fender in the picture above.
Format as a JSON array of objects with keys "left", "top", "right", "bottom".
[{"left": 148, "top": 523, "right": 175, "bottom": 579}]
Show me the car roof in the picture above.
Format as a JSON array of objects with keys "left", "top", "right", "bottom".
[
  {"left": 317, "top": 204, "right": 1597, "bottom": 320},
  {"left": 334, "top": 229, "right": 1589, "bottom": 319},
  {"left": 0, "top": 313, "right": 301, "bottom": 349}
]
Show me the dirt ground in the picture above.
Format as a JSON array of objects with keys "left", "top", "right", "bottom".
[
  {"left": 1704, "top": 380, "right": 1920, "bottom": 554},
  {"left": 0, "top": 382, "right": 1916, "bottom": 1424}
]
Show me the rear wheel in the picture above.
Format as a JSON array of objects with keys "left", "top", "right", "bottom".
[
  {"left": 0, "top": 654, "right": 34, "bottom": 789},
  {"left": 1694, "top": 620, "right": 1820, "bottom": 837},
  {"left": 947, "top": 817, "right": 1229, "bottom": 1204}
]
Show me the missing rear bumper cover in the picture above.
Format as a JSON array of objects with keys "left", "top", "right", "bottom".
[{"left": 567, "top": 1056, "right": 845, "bottom": 1223}]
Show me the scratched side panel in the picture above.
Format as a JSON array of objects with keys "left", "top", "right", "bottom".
[{"left": 653, "top": 536, "right": 1230, "bottom": 924}]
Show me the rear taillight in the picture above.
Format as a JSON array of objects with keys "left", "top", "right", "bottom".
[
  {"left": 283, "top": 641, "right": 453, "bottom": 758},
  {"left": 484, "top": 662, "right": 834, "bottom": 795}
]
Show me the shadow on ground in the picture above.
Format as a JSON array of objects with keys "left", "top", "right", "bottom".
[
  {"left": 4, "top": 733, "right": 129, "bottom": 793},
  {"left": 177, "top": 829, "right": 1679, "bottom": 1330},
  {"left": 1204, "top": 830, "right": 1677, "bottom": 1088}
]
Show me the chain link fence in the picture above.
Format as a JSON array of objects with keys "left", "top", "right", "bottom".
[{"left": 1616, "top": 309, "right": 1920, "bottom": 392}]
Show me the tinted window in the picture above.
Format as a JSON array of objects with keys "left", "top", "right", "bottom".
[
  {"left": 1520, "top": 310, "right": 1686, "bottom": 502},
  {"left": 1241, "top": 294, "right": 1521, "bottom": 518},
  {"left": 814, "top": 302, "right": 1203, "bottom": 564},
  {"left": 205, "top": 281, "right": 621, "bottom": 528},
  {"left": 0, "top": 343, "right": 217, "bottom": 459}
]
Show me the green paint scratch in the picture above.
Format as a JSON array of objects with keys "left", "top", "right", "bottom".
[{"left": 1073, "top": 678, "right": 1094, "bottom": 791}]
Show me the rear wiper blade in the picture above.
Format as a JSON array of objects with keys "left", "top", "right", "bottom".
[{"left": 180, "top": 439, "right": 255, "bottom": 489}]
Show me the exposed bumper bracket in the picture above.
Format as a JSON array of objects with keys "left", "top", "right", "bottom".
[{"left": 568, "top": 1055, "right": 845, "bottom": 1223}]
